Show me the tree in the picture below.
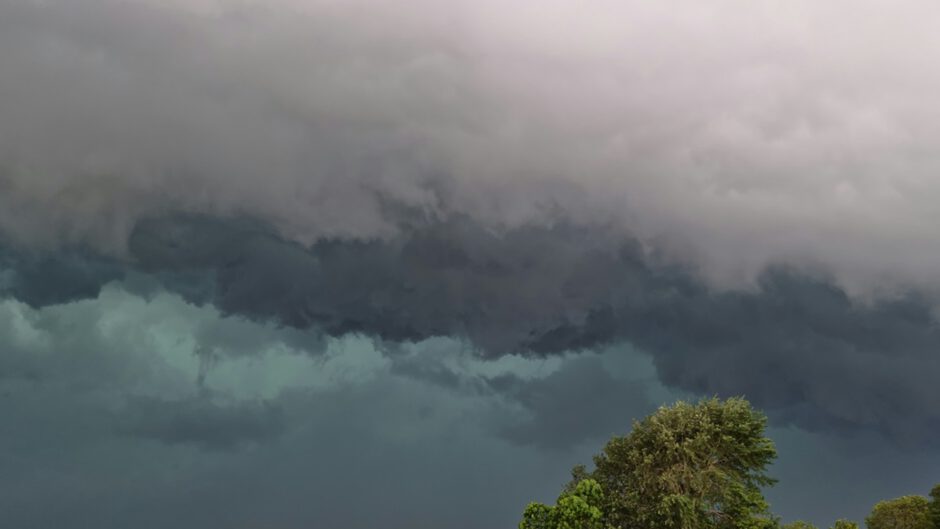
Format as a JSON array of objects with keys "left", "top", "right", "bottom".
[
  {"left": 928, "top": 485, "right": 940, "bottom": 529},
  {"left": 519, "top": 479, "right": 608, "bottom": 529},
  {"left": 831, "top": 519, "right": 859, "bottom": 529},
  {"left": 572, "top": 397, "right": 778, "bottom": 529},
  {"left": 782, "top": 522, "right": 818, "bottom": 529},
  {"left": 781, "top": 517, "right": 858, "bottom": 529},
  {"left": 865, "top": 496, "right": 930, "bottom": 529}
]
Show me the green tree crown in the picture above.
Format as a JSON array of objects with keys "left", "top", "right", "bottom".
[
  {"left": 831, "top": 518, "right": 859, "bottom": 529},
  {"left": 520, "top": 479, "right": 608, "bottom": 529},
  {"left": 534, "top": 397, "right": 778, "bottom": 529},
  {"left": 865, "top": 496, "right": 930, "bottom": 529},
  {"left": 927, "top": 485, "right": 940, "bottom": 529},
  {"left": 782, "top": 521, "right": 818, "bottom": 529}
]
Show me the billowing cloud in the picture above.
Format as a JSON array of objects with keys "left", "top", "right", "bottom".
[
  {"left": 106, "top": 215, "right": 940, "bottom": 446},
  {"left": 0, "top": 287, "right": 936, "bottom": 528},
  {"left": 3, "top": 1, "right": 940, "bottom": 526},
  {"left": 4, "top": 209, "right": 940, "bottom": 446},
  {"left": 2, "top": 0, "right": 940, "bottom": 290},
  {"left": 0, "top": 244, "right": 122, "bottom": 307},
  {"left": 0, "top": 287, "right": 644, "bottom": 528}
]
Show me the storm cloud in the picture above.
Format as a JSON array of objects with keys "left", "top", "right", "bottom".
[
  {"left": 123, "top": 214, "right": 940, "bottom": 446},
  {"left": 3, "top": 0, "right": 940, "bottom": 527},
  {"left": 4, "top": 212, "right": 939, "bottom": 447},
  {"left": 117, "top": 396, "right": 287, "bottom": 450},
  {"left": 3, "top": 0, "right": 940, "bottom": 289}
]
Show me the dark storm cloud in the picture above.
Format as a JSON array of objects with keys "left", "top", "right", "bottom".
[
  {"left": 0, "top": 292, "right": 607, "bottom": 529},
  {"left": 0, "top": 275, "right": 936, "bottom": 529},
  {"left": 2, "top": 0, "right": 940, "bottom": 450},
  {"left": 125, "top": 214, "right": 641, "bottom": 350},
  {"left": 7, "top": 0, "right": 940, "bottom": 527},
  {"left": 0, "top": 244, "right": 122, "bottom": 307},
  {"left": 101, "top": 213, "right": 940, "bottom": 446},
  {"left": 3, "top": 210, "right": 939, "bottom": 445}
]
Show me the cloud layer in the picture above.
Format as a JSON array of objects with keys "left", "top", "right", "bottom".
[
  {"left": 1, "top": 288, "right": 937, "bottom": 528},
  {"left": 3, "top": 1, "right": 940, "bottom": 527},
  {"left": 6, "top": 213, "right": 940, "bottom": 447},
  {"left": 3, "top": 0, "right": 940, "bottom": 289}
]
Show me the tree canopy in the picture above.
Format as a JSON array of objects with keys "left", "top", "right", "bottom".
[
  {"left": 549, "top": 397, "right": 777, "bottom": 529},
  {"left": 865, "top": 496, "right": 931, "bottom": 529},
  {"left": 782, "top": 521, "right": 818, "bottom": 529},
  {"left": 831, "top": 519, "right": 859, "bottom": 529},
  {"left": 519, "top": 396, "right": 940, "bottom": 529},
  {"left": 928, "top": 485, "right": 940, "bottom": 529},
  {"left": 520, "top": 479, "right": 607, "bottom": 529}
]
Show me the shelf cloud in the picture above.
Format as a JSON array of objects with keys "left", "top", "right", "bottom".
[{"left": 3, "top": 0, "right": 940, "bottom": 527}]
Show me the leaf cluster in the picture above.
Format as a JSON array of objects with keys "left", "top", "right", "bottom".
[
  {"left": 520, "top": 479, "right": 609, "bottom": 529},
  {"left": 520, "top": 396, "right": 940, "bottom": 529},
  {"left": 572, "top": 397, "right": 778, "bottom": 529},
  {"left": 865, "top": 496, "right": 931, "bottom": 529}
]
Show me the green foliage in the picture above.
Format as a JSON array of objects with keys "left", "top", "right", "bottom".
[
  {"left": 567, "top": 397, "right": 778, "bottom": 529},
  {"left": 518, "top": 397, "right": 940, "bottom": 529},
  {"left": 594, "top": 397, "right": 777, "bottom": 529},
  {"left": 831, "top": 519, "right": 859, "bottom": 529},
  {"left": 563, "top": 464, "right": 592, "bottom": 495},
  {"left": 782, "top": 521, "right": 818, "bottom": 529},
  {"left": 928, "top": 485, "right": 940, "bottom": 529},
  {"left": 865, "top": 496, "right": 930, "bottom": 529},
  {"left": 519, "top": 479, "right": 607, "bottom": 529}
]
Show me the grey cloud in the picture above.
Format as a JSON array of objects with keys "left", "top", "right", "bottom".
[
  {"left": 125, "top": 214, "right": 648, "bottom": 351},
  {"left": 6, "top": 212, "right": 940, "bottom": 446},
  {"left": 123, "top": 214, "right": 940, "bottom": 446},
  {"left": 117, "top": 396, "right": 286, "bottom": 450},
  {"left": 388, "top": 341, "right": 657, "bottom": 450},
  {"left": 0, "top": 291, "right": 593, "bottom": 529},
  {"left": 4, "top": 0, "right": 940, "bottom": 293},
  {"left": 6, "top": 1, "right": 940, "bottom": 525},
  {"left": 487, "top": 355, "right": 654, "bottom": 450},
  {"left": 1, "top": 281, "right": 938, "bottom": 529},
  {"left": 0, "top": 244, "right": 122, "bottom": 307},
  {"left": 0, "top": 0, "right": 461, "bottom": 250}
]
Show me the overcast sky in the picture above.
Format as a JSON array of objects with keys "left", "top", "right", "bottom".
[{"left": 2, "top": 1, "right": 940, "bottom": 527}]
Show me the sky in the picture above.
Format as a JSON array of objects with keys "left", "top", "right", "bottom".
[{"left": 2, "top": 0, "right": 940, "bottom": 527}]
